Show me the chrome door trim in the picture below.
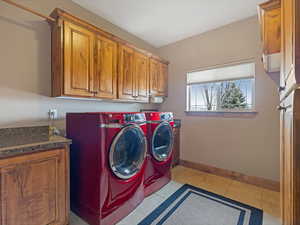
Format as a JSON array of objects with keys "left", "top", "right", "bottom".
[
  {"left": 151, "top": 121, "right": 174, "bottom": 162},
  {"left": 109, "top": 124, "right": 147, "bottom": 180}
]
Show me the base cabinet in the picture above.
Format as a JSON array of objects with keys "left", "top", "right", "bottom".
[
  {"left": 0, "top": 148, "right": 69, "bottom": 225},
  {"left": 280, "top": 90, "right": 300, "bottom": 225}
]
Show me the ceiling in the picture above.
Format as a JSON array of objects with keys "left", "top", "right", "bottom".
[{"left": 72, "top": 0, "right": 265, "bottom": 47}]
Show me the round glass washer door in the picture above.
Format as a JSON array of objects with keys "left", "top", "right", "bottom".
[
  {"left": 109, "top": 124, "right": 147, "bottom": 179},
  {"left": 152, "top": 122, "right": 174, "bottom": 162}
]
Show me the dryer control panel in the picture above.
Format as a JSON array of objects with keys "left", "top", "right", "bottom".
[{"left": 124, "top": 113, "right": 146, "bottom": 123}]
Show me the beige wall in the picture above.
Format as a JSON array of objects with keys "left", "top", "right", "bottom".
[
  {"left": 158, "top": 17, "right": 280, "bottom": 181},
  {"left": 0, "top": 2, "right": 280, "bottom": 181},
  {"left": 0, "top": 0, "right": 157, "bottom": 129}
]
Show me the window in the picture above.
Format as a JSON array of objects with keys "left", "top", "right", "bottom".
[{"left": 186, "top": 62, "right": 255, "bottom": 112}]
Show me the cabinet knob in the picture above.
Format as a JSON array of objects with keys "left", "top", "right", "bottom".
[
  {"left": 278, "top": 86, "right": 285, "bottom": 92},
  {"left": 277, "top": 105, "right": 286, "bottom": 111}
]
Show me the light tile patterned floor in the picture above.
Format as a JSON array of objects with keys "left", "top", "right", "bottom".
[{"left": 70, "top": 165, "right": 281, "bottom": 225}]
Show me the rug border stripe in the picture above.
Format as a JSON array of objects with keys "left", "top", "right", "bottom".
[{"left": 138, "top": 184, "right": 263, "bottom": 225}]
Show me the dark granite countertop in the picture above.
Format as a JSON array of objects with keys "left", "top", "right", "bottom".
[{"left": 0, "top": 126, "right": 71, "bottom": 159}]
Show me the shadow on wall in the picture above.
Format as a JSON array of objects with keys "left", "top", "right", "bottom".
[{"left": 0, "top": 15, "right": 51, "bottom": 96}]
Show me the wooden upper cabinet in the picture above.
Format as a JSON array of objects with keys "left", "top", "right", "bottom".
[
  {"left": 150, "top": 58, "right": 168, "bottom": 97},
  {"left": 49, "top": 9, "right": 168, "bottom": 102},
  {"left": 94, "top": 35, "right": 117, "bottom": 99},
  {"left": 118, "top": 44, "right": 135, "bottom": 100},
  {"left": 64, "top": 21, "right": 94, "bottom": 97},
  {"left": 0, "top": 148, "right": 69, "bottom": 225},
  {"left": 134, "top": 51, "right": 149, "bottom": 102},
  {"left": 258, "top": 0, "right": 281, "bottom": 75},
  {"left": 259, "top": 1, "right": 281, "bottom": 55},
  {"left": 118, "top": 45, "right": 150, "bottom": 102}
]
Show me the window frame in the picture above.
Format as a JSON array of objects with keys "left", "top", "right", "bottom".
[{"left": 185, "top": 60, "right": 256, "bottom": 113}]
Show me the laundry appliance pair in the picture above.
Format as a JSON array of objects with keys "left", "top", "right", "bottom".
[{"left": 66, "top": 111, "right": 174, "bottom": 225}]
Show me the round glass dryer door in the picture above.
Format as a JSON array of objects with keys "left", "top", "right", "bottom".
[
  {"left": 109, "top": 124, "right": 147, "bottom": 179},
  {"left": 152, "top": 122, "right": 174, "bottom": 161}
]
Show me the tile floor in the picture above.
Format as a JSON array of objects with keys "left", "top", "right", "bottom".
[{"left": 70, "top": 165, "right": 282, "bottom": 225}]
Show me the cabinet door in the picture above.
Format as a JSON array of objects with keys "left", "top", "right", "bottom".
[
  {"left": 150, "top": 58, "right": 168, "bottom": 97},
  {"left": 64, "top": 21, "right": 94, "bottom": 97},
  {"left": 134, "top": 52, "right": 149, "bottom": 102},
  {"left": 263, "top": 6, "right": 281, "bottom": 55},
  {"left": 281, "top": 0, "right": 295, "bottom": 93},
  {"left": 118, "top": 45, "right": 135, "bottom": 100},
  {"left": 280, "top": 90, "right": 300, "bottom": 225},
  {"left": 159, "top": 62, "right": 168, "bottom": 96},
  {"left": 94, "top": 35, "right": 117, "bottom": 99},
  {"left": 149, "top": 58, "right": 160, "bottom": 96},
  {"left": 280, "top": 95, "right": 293, "bottom": 225},
  {"left": 0, "top": 149, "right": 68, "bottom": 225}
]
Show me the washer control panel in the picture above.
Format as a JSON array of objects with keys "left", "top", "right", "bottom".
[{"left": 160, "top": 112, "right": 173, "bottom": 121}]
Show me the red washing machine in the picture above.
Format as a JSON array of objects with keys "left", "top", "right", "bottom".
[
  {"left": 144, "top": 112, "right": 174, "bottom": 197},
  {"left": 66, "top": 112, "right": 148, "bottom": 225}
]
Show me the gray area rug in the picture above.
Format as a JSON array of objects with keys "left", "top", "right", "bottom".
[{"left": 138, "top": 184, "right": 263, "bottom": 225}]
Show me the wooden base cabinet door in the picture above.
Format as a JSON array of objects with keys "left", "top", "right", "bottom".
[
  {"left": 0, "top": 149, "right": 69, "bottom": 225},
  {"left": 64, "top": 21, "right": 94, "bottom": 97},
  {"left": 134, "top": 52, "right": 149, "bottom": 102},
  {"left": 94, "top": 35, "right": 118, "bottom": 99},
  {"left": 280, "top": 90, "right": 300, "bottom": 225}
]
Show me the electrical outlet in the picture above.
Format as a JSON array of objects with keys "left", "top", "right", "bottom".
[{"left": 49, "top": 109, "right": 58, "bottom": 120}]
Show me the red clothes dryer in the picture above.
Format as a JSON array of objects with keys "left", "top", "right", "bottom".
[
  {"left": 144, "top": 112, "right": 174, "bottom": 197},
  {"left": 67, "top": 112, "right": 148, "bottom": 225}
]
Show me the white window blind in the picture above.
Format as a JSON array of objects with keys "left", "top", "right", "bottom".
[{"left": 187, "top": 62, "right": 255, "bottom": 84}]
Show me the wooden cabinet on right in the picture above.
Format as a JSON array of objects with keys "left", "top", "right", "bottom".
[
  {"left": 258, "top": 0, "right": 281, "bottom": 76},
  {"left": 149, "top": 58, "right": 168, "bottom": 98},
  {"left": 279, "top": 0, "right": 300, "bottom": 224},
  {"left": 279, "top": 90, "right": 300, "bottom": 225}
]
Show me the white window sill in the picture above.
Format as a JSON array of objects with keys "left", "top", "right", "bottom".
[{"left": 185, "top": 110, "right": 258, "bottom": 118}]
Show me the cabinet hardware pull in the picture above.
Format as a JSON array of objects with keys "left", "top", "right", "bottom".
[
  {"left": 278, "top": 86, "right": 285, "bottom": 92},
  {"left": 277, "top": 106, "right": 286, "bottom": 111}
]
